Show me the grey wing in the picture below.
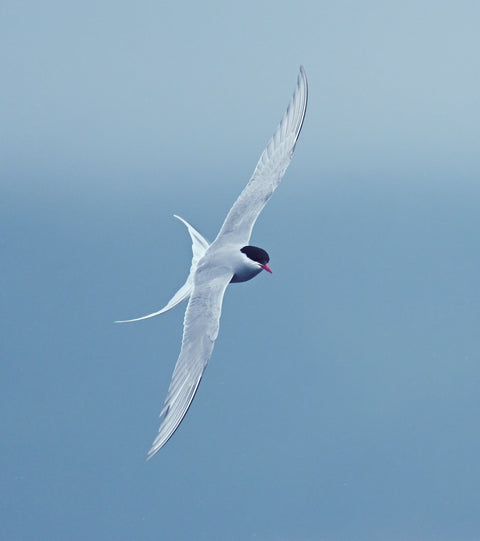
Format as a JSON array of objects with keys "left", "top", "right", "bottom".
[
  {"left": 214, "top": 66, "right": 308, "bottom": 246},
  {"left": 147, "top": 268, "right": 232, "bottom": 458}
]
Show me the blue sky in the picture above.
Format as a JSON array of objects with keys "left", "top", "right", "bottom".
[{"left": 2, "top": 1, "right": 480, "bottom": 540}]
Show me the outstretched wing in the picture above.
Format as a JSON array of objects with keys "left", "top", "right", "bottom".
[
  {"left": 214, "top": 66, "right": 308, "bottom": 246},
  {"left": 147, "top": 266, "right": 232, "bottom": 458}
]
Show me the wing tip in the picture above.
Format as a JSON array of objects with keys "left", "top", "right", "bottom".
[
  {"left": 293, "top": 65, "right": 308, "bottom": 140},
  {"left": 146, "top": 443, "right": 162, "bottom": 460},
  {"left": 146, "top": 423, "right": 169, "bottom": 460}
]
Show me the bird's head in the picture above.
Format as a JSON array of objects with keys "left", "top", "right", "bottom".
[{"left": 240, "top": 246, "right": 273, "bottom": 273}]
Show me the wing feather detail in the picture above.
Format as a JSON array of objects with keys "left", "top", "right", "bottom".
[
  {"left": 215, "top": 66, "right": 308, "bottom": 246},
  {"left": 147, "top": 268, "right": 232, "bottom": 458}
]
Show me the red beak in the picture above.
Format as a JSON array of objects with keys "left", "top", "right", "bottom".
[{"left": 260, "top": 263, "right": 273, "bottom": 273}]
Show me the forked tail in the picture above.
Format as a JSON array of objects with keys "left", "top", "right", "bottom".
[{"left": 115, "top": 215, "right": 209, "bottom": 323}]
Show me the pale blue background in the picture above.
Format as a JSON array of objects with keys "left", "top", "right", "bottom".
[{"left": 2, "top": 1, "right": 480, "bottom": 540}]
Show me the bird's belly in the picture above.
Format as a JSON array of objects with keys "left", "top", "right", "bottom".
[{"left": 230, "top": 267, "right": 262, "bottom": 283}]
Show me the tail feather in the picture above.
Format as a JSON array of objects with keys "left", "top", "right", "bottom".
[{"left": 115, "top": 216, "right": 210, "bottom": 323}]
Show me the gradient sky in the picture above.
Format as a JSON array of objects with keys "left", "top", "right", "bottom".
[{"left": 2, "top": 1, "right": 480, "bottom": 540}]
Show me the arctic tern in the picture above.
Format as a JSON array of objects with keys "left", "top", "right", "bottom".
[{"left": 117, "top": 66, "right": 308, "bottom": 458}]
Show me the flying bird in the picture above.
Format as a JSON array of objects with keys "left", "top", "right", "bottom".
[{"left": 117, "top": 67, "right": 308, "bottom": 458}]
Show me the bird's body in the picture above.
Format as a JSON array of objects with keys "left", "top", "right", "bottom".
[{"left": 117, "top": 67, "right": 308, "bottom": 458}]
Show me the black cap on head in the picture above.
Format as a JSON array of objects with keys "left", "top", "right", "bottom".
[{"left": 240, "top": 246, "right": 270, "bottom": 265}]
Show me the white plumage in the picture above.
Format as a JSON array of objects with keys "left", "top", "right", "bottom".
[{"left": 117, "top": 67, "right": 308, "bottom": 458}]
